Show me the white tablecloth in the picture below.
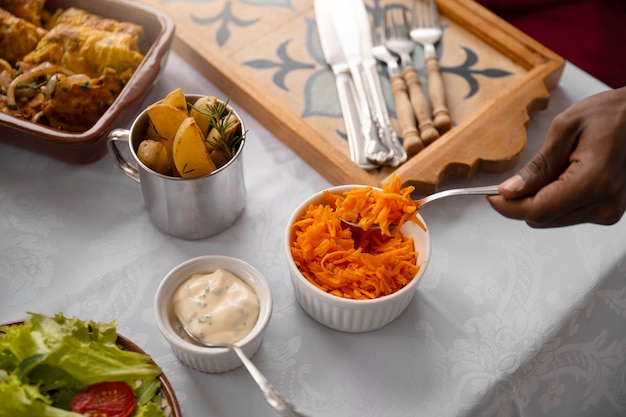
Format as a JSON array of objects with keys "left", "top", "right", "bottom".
[{"left": 1, "top": 52, "right": 624, "bottom": 417}]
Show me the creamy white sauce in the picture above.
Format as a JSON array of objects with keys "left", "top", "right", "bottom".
[{"left": 171, "top": 269, "right": 260, "bottom": 344}]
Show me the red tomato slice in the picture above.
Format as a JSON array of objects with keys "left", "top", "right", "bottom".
[{"left": 71, "top": 381, "right": 136, "bottom": 417}]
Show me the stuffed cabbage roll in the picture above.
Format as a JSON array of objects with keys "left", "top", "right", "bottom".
[
  {"left": 46, "top": 7, "right": 144, "bottom": 45},
  {"left": 43, "top": 71, "right": 124, "bottom": 131},
  {"left": 0, "top": 0, "right": 45, "bottom": 25},
  {"left": 0, "top": 7, "right": 47, "bottom": 65},
  {"left": 23, "top": 23, "right": 144, "bottom": 80}
]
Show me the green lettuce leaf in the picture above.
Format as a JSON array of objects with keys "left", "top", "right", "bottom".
[
  {"left": 134, "top": 400, "right": 169, "bottom": 417},
  {"left": 0, "top": 313, "right": 161, "bottom": 391},
  {"left": 0, "top": 373, "right": 81, "bottom": 417}
]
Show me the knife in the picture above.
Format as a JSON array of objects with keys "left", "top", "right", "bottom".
[
  {"left": 331, "top": 0, "right": 393, "bottom": 166},
  {"left": 314, "top": 0, "right": 376, "bottom": 170},
  {"left": 345, "top": 0, "right": 408, "bottom": 167}
]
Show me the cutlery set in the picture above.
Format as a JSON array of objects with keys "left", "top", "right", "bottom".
[{"left": 315, "top": 0, "right": 450, "bottom": 169}]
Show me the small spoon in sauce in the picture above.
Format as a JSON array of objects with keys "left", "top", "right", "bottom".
[
  {"left": 179, "top": 324, "right": 307, "bottom": 417},
  {"left": 341, "top": 184, "right": 500, "bottom": 229}
]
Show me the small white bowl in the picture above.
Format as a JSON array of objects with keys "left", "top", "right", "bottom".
[
  {"left": 284, "top": 185, "right": 431, "bottom": 333},
  {"left": 154, "top": 255, "right": 272, "bottom": 373}
]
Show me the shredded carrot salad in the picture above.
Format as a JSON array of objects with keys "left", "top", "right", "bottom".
[
  {"left": 332, "top": 175, "right": 425, "bottom": 235},
  {"left": 290, "top": 176, "right": 424, "bottom": 300}
]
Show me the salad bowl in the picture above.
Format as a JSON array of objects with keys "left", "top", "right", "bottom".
[{"left": 0, "top": 317, "right": 182, "bottom": 417}]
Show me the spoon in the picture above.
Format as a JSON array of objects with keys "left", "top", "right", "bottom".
[
  {"left": 341, "top": 184, "right": 500, "bottom": 229},
  {"left": 179, "top": 325, "right": 307, "bottom": 417}
]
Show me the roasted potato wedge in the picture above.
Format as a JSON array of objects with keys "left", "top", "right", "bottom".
[
  {"left": 205, "top": 127, "right": 219, "bottom": 153},
  {"left": 209, "top": 149, "right": 230, "bottom": 168},
  {"left": 146, "top": 103, "right": 188, "bottom": 153},
  {"left": 173, "top": 117, "right": 216, "bottom": 178},
  {"left": 144, "top": 120, "right": 161, "bottom": 142},
  {"left": 220, "top": 113, "right": 241, "bottom": 142},
  {"left": 162, "top": 87, "right": 187, "bottom": 111},
  {"left": 206, "top": 113, "right": 240, "bottom": 145},
  {"left": 137, "top": 139, "right": 171, "bottom": 175},
  {"left": 189, "top": 95, "right": 219, "bottom": 137}
]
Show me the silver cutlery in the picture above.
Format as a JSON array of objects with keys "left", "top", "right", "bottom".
[
  {"left": 179, "top": 324, "right": 308, "bottom": 417},
  {"left": 314, "top": 0, "right": 377, "bottom": 170},
  {"left": 333, "top": 0, "right": 393, "bottom": 165},
  {"left": 410, "top": 0, "right": 452, "bottom": 133},
  {"left": 371, "top": 6, "right": 424, "bottom": 156},
  {"left": 384, "top": 5, "right": 440, "bottom": 146},
  {"left": 349, "top": 0, "right": 407, "bottom": 167}
]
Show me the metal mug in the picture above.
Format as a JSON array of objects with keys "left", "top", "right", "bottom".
[{"left": 107, "top": 95, "right": 246, "bottom": 240}]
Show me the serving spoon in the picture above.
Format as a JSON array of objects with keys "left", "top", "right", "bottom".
[
  {"left": 179, "top": 325, "right": 307, "bottom": 417},
  {"left": 341, "top": 184, "right": 500, "bottom": 229}
]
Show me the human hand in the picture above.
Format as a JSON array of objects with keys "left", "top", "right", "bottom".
[{"left": 487, "top": 86, "right": 626, "bottom": 228}]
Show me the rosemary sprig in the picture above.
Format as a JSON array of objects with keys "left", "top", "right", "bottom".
[{"left": 188, "top": 96, "right": 246, "bottom": 159}]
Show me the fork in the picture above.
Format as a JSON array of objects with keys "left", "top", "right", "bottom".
[
  {"left": 384, "top": 5, "right": 439, "bottom": 146},
  {"left": 371, "top": 7, "right": 424, "bottom": 156},
  {"left": 340, "top": 185, "right": 500, "bottom": 229},
  {"left": 410, "top": 0, "right": 452, "bottom": 133}
]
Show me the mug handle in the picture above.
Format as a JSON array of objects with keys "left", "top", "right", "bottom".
[{"left": 107, "top": 128, "right": 140, "bottom": 183}]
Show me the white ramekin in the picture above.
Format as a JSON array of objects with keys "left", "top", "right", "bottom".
[
  {"left": 284, "top": 185, "right": 431, "bottom": 333},
  {"left": 154, "top": 255, "right": 272, "bottom": 373}
]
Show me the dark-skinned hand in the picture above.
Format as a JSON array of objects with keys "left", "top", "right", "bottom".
[{"left": 487, "top": 86, "right": 626, "bottom": 228}]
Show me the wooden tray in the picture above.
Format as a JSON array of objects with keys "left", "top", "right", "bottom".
[{"left": 136, "top": 0, "right": 564, "bottom": 193}]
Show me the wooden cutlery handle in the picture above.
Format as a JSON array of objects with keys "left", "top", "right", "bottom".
[
  {"left": 425, "top": 56, "right": 452, "bottom": 133},
  {"left": 390, "top": 74, "right": 424, "bottom": 156},
  {"left": 403, "top": 66, "right": 439, "bottom": 145}
]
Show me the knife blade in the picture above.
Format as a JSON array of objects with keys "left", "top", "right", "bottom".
[
  {"left": 331, "top": 0, "right": 393, "bottom": 166},
  {"left": 345, "top": 0, "right": 408, "bottom": 167},
  {"left": 314, "top": 0, "right": 376, "bottom": 170}
]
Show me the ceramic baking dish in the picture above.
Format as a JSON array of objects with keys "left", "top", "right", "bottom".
[{"left": 0, "top": 0, "right": 175, "bottom": 163}]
